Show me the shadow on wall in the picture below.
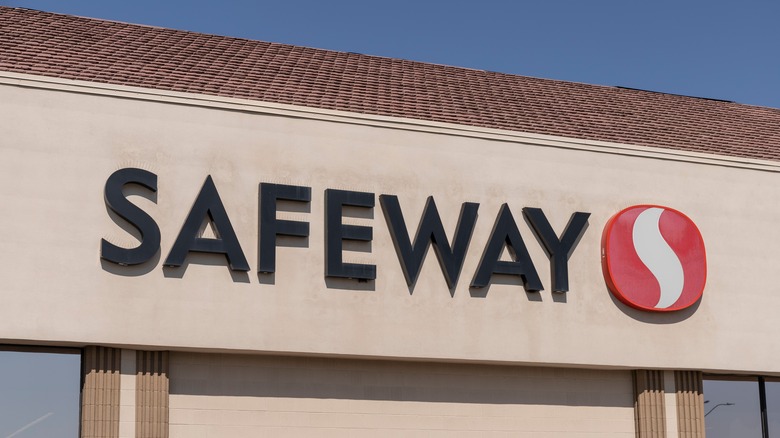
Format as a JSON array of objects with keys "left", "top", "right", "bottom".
[
  {"left": 469, "top": 274, "right": 545, "bottom": 302},
  {"left": 168, "top": 352, "right": 634, "bottom": 408},
  {"left": 162, "top": 253, "right": 250, "bottom": 283},
  {"left": 100, "top": 250, "right": 160, "bottom": 277},
  {"left": 606, "top": 285, "right": 701, "bottom": 324}
]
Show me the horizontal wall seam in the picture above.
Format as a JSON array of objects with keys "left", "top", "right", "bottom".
[{"left": 1, "top": 71, "right": 779, "bottom": 173}]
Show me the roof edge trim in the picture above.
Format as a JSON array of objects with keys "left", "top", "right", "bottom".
[{"left": 3, "top": 70, "right": 779, "bottom": 173}]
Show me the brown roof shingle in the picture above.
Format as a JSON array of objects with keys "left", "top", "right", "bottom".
[{"left": 2, "top": 6, "right": 780, "bottom": 161}]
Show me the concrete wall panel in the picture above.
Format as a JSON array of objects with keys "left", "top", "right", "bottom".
[
  {"left": 168, "top": 352, "right": 635, "bottom": 437},
  {"left": 0, "top": 75, "right": 778, "bottom": 372}
]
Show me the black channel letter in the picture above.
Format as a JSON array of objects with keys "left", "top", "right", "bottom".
[
  {"left": 258, "top": 183, "right": 311, "bottom": 273},
  {"left": 523, "top": 207, "right": 590, "bottom": 293},
  {"left": 325, "top": 189, "right": 375, "bottom": 280},
  {"left": 101, "top": 168, "right": 160, "bottom": 266},
  {"left": 471, "top": 204, "right": 543, "bottom": 291},
  {"left": 164, "top": 176, "right": 249, "bottom": 271},
  {"left": 380, "top": 195, "right": 478, "bottom": 288}
]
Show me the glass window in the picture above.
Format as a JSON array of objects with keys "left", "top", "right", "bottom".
[
  {"left": 0, "top": 349, "right": 81, "bottom": 438},
  {"left": 765, "top": 379, "right": 780, "bottom": 437},
  {"left": 704, "top": 377, "right": 762, "bottom": 437}
]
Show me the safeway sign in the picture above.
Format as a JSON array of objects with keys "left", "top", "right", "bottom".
[
  {"left": 601, "top": 205, "right": 707, "bottom": 312},
  {"left": 101, "top": 169, "right": 706, "bottom": 313}
]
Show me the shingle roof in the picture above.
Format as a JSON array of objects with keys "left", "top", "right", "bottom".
[{"left": 2, "top": 6, "right": 780, "bottom": 161}]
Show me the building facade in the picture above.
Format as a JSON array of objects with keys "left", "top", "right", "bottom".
[{"left": 2, "top": 6, "right": 780, "bottom": 437}]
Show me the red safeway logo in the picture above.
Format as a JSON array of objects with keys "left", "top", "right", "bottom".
[{"left": 601, "top": 205, "right": 706, "bottom": 312}]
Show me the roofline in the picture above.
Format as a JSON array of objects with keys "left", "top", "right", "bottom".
[
  {"left": 5, "top": 6, "right": 760, "bottom": 109},
  {"left": 4, "top": 70, "right": 779, "bottom": 174},
  {"left": 2, "top": 5, "right": 779, "bottom": 163}
]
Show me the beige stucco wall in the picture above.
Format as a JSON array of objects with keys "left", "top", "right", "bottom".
[
  {"left": 168, "top": 352, "right": 635, "bottom": 437},
  {"left": 1, "top": 72, "right": 779, "bottom": 373}
]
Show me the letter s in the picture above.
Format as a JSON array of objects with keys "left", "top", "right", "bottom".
[{"left": 101, "top": 168, "right": 160, "bottom": 266}]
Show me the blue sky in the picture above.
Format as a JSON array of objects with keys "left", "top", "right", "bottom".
[{"left": 4, "top": 0, "right": 779, "bottom": 109}]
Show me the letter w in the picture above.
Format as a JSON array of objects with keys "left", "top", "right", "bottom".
[{"left": 380, "top": 195, "right": 478, "bottom": 289}]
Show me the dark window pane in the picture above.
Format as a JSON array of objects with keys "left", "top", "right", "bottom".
[
  {"left": 704, "top": 378, "right": 762, "bottom": 438},
  {"left": 765, "top": 380, "right": 780, "bottom": 436},
  {"left": 0, "top": 350, "right": 80, "bottom": 437}
]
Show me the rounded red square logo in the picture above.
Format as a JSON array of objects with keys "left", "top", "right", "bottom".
[{"left": 602, "top": 205, "right": 706, "bottom": 312}]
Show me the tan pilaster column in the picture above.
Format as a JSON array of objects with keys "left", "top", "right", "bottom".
[
  {"left": 634, "top": 369, "right": 667, "bottom": 437},
  {"left": 675, "top": 370, "right": 705, "bottom": 437},
  {"left": 82, "top": 346, "right": 121, "bottom": 438},
  {"left": 136, "top": 350, "right": 169, "bottom": 438}
]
